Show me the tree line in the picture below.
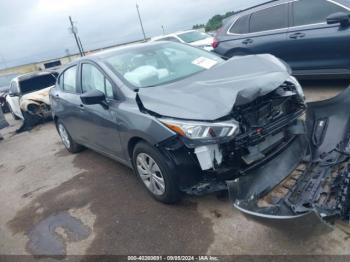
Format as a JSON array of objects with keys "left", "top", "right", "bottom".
[{"left": 193, "top": 11, "right": 235, "bottom": 32}]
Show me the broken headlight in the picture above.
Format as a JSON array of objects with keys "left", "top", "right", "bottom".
[{"left": 159, "top": 118, "right": 239, "bottom": 141}]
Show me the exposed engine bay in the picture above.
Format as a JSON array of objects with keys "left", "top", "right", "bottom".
[
  {"left": 16, "top": 86, "right": 53, "bottom": 133},
  {"left": 20, "top": 87, "right": 52, "bottom": 118},
  {"left": 191, "top": 81, "right": 306, "bottom": 178},
  {"left": 228, "top": 86, "right": 350, "bottom": 225},
  {"left": 9, "top": 72, "right": 57, "bottom": 133}
]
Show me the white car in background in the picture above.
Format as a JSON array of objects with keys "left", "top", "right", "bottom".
[
  {"left": 151, "top": 30, "right": 214, "bottom": 51},
  {"left": 6, "top": 71, "right": 57, "bottom": 121}
]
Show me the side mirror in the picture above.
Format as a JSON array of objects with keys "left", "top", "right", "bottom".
[
  {"left": 327, "top": 12, "right": 350, "bottom": 26},
  {"left": 80, "top": 89, "right": 106, "bottom": 106}
]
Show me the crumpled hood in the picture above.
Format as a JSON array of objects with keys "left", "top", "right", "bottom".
[
  {"left": 20, "top": 86, "right": 52, "bottom": 105},
  {"left": 138, "top": 54, "right": 292, "bottom": 121}
]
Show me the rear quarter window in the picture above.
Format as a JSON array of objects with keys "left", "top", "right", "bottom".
[{"left": 229, "top": 14, "right": 250, "bottom": 34}]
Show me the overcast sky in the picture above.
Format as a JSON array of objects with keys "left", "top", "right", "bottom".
[{"left": 0, "top": 0, "right": 265, "bottom": 69}]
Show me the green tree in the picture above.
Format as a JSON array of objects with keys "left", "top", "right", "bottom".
[
  {"left": 192, "top": 24, "right": 205, "bottom": 30},
  {"left": 200, "top": 11, "right": 235, "bottom": 32}
]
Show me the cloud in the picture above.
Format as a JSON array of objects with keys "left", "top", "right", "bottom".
[{"left": 0, "top": 0, "right": 266, "bottom": 69}]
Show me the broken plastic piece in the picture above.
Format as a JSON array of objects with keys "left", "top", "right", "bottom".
[{"left": 195, "top": 144, "right": 223, "bottom": 170}]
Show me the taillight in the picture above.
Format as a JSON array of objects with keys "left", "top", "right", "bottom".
[
  {"left": 212, "top": 38, "right": 219, "bottom": 49},
  {"left": 212, "top": 27, "right": 223, "bottom": 49}
]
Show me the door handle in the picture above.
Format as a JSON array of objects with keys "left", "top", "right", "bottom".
[
  {"left": 242, "top": 38, "right": 253, "bottom": 45},
  {"left": 79, "top": 104, "right": 84, "bottom": 109},
  {"left": 289, "top": 32, "right": 305, "bottom": 39}
]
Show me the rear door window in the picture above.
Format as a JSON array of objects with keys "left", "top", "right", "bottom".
[
  {"left": 292, "top": 0, "right": 349, "bottom": 26},
  {"left": 250, "top": 4, "right": 288, "bottom": 33},
  {"left": 229, "top": 14, "right": 250, "bottom": 34},
  {"left": 81, "top": 64, "right": 114, "bottom": 99},
  {"left": 62, "top": 66, "right": 77, "bottom": 93}
]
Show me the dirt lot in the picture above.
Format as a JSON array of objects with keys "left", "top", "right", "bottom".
[{"left": 0, "top": 81, "right": 350, "bottom": 257}]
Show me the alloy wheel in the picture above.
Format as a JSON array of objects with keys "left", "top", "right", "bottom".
[
  {"left": 136, "top": 153, "right": 165, "bottom": 196},
  {"left": 58, "top": 124, "right": 71, "bottom": 149}
]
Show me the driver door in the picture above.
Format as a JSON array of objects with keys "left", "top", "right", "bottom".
[
  {"left": 78, "top": 62, "right": 123, "bottom": 158},
  {"left": 283, "top": 0, "right": 350, "bottom": 71}
]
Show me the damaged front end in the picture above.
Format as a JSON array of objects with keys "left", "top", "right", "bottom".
[
  {"left": 134, "top": 54, "right": 310, "bottom": 195},
  {"left": 17, "top": 87, "right": 52, "bottom": 133},
  {"left": 229, "top": 86, "right": 350, "bottom": 225},
  {"left": 149, "top": 79, "right": 307, "bottom": 196}
]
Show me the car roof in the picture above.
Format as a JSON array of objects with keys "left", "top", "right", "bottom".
[
  {"left": 151, "top": 30, "right": 201, "bottom": 41},
  {"left": 222, "top": 0, "right": 290, "bottom": 28},
  {"left": 236, "top": 0, "right": 287, "bottom": 14}
]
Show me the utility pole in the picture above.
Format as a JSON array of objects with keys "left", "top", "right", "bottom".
[
  {"left": 77, "top": 36, "right": 85, "bottom": 55},
  {"left": 68, "top": 16, "right": 84, "bottom": 57},
  {"left": 136, "top": 3, "right": 146, "bottom": 41},
  {"left": 161, "top": 25, "right": 165, "bottom": 35}
]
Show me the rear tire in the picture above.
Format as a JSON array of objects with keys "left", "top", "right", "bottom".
[
  {"left": 56, "top": 120, "right": 84, "bottom": 153},
  {"left": 132, "top": 142, "right": 181, "bottom": 204}
]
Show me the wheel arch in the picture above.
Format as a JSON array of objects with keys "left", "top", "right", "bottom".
[{"left": 127, "top": 136, "right": 149, "bottom": 160}]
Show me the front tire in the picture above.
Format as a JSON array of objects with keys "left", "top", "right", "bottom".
[
  {"left": 56, "top": 120, "right": 84, "bottom": 153},
  {"left": 132, "top": 142, "right": 181, "bottom": 204}
]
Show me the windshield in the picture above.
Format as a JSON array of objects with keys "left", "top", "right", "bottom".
[
  {"left": 177, "top": 31, "right": 210, "bottom": 43},
  {"left": 19, "top": 74, "right": 56, "bottom": 95},
  {"left": 104, "top": 42, "right": 223, "bottom": 88}
]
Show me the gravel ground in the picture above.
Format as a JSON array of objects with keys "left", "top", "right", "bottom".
[{"left": 0, "top": 80, "right": 350, "bottom": 257}]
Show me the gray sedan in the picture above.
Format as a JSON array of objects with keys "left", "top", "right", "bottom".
[{"left": 50, "top": 41, "right": 350, "bottom": 226}]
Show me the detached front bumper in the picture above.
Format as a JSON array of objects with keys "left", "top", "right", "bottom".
[{"left": 229, "top": 86, "right": 350, "bottom": 225}]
